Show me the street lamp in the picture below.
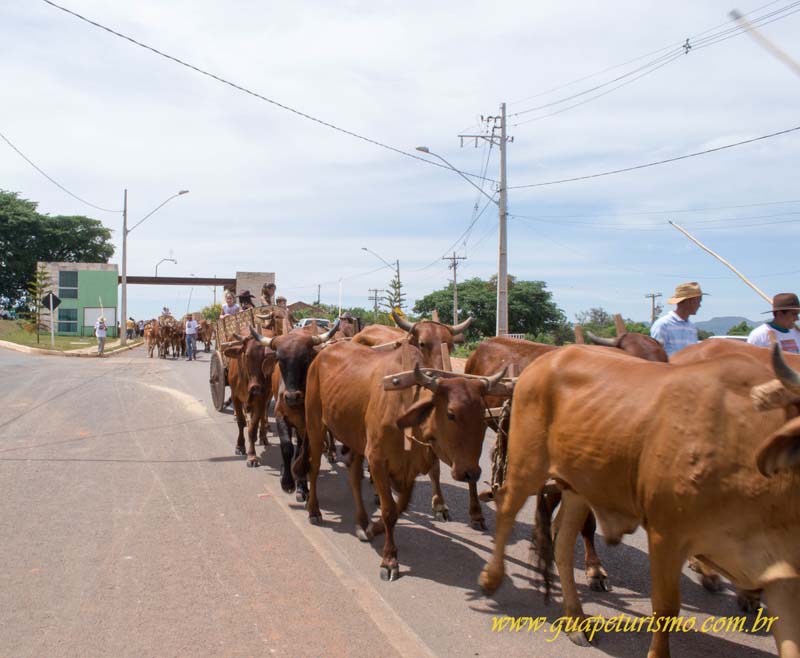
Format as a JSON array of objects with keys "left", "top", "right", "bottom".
[
  {"left": 416, "top": 145, "right": 508, "bottom": 336},
  {"left": 155, "top": 258, "right": 178, "bottom": 277},
  {"left": 361, "top": 247, "right": 402, "bottom": 310},
  {"left": 121, "top": 189, "right": 189, "bottom": 346}
]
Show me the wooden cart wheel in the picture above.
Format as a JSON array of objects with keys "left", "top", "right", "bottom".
[{"left": 209, "top": 351, "right": 227, "bottom": 412}]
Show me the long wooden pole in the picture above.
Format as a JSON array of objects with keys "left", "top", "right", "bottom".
[{"left": 669, "top": 221, "right": 771, "bottom": 303}]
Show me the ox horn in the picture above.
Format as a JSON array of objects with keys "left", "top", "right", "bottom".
[
  {"left": 481, "top": 366, "right": 508, "bottom": 393},
  {"left": 585, "top": 331, "right": 621, "bottom": 348},
  {"left": 413, "top": 363, "right": 439, "bottom": 392},
  {"left": 249, "top": 326, "right": 276, "bottom": 350},
  {"left": 391, "top": 309, "right": 415, "bottom": 332},
  {"left": 450, "top": 315, "right": 473, "bottom": 336},
  {"left": 772, "top": 343, "right": 800, "bottom": 394},
  {"left": 315, "top": 318, "right": 340, "bottom": 345}
]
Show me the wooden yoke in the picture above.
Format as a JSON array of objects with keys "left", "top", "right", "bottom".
[
  {"left": 401, "top": 341, "right": 414, "bottom": 450},
  {"left": 614, "top": 313, "right": 627, "bottom": 336},
  {"left": 431, "top": 309, "right": 440, "bottom": 322},
  {"left": 440, "top": 342, "right": 453, "bottom": 373}
]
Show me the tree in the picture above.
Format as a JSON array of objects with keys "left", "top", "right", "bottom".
[
  {"left": 202, "top": 303, "right": 222, "bottom": 321},
  {"left": 381, "top": 272, "right": 406, "bottom": 312},
  {"left": 413, "top": 276, "right": 566, "bottom": 340},
  {"left": 0, "top": 190, "right": 114, "bottom": 310},
  {"left": 727, "top": 321, "right": 752, "bottom": 336},
  {"left": 26, "top": 263, "right": 52, "bottom": 344},
  {"left": 574, "top": 307, "right": 650, "bottom": 339}
]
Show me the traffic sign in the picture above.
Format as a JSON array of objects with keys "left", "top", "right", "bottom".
[{"left": 41, "top": 292, "right": 61, "bottom": 310}]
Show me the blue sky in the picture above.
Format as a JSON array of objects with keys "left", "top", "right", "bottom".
[{"left": 2, "top": 0, "right": 799, "bottom": 324}]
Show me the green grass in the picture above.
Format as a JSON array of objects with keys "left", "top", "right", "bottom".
[{"left": 0, "top": 320, "right": 141, "bottom": 352}]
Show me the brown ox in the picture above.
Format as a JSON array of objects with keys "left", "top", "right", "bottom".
[
  {"left": 197, "top": 319, "right": 214, "bottom": 353},
  {"left": 352, "top": 313, "right": 476, "bottom": 524},
  {"left": 299, "top": 340, "right": 503, "bottom": 580},
  {"left": 223, "top": 335, "right": 276, "bottom": 467},
  {"left": 251, "top": 322, "right": 339, "bottom": 497},
  {"left": 480, "top": 344, "right": 800, "bottom": 657},
  {"left": 467, "top": 333, "right": 666, "bottom": 582},
  {"left": 143, "top": 320, "right": 159, "bottom": 358}
]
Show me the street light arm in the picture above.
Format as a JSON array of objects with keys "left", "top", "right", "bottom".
[
  {"left": 361, "top": 247, "right": 394, "bottom": 270},
  {"left": 128, "top": 190, "right": 189, "bottom": 234},
  {"left": 415, "top": 147, "right": 498, "bottom": 205}
]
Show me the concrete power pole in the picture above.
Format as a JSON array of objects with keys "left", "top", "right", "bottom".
[
  {"left": 442, "top": 252, "right": 466, "bottom": 322},
  {"left": 459, "top": 103, "right": 512, "bottom": 336},
  {"left": 645, "top": 292, "right": 663, "bottom": 324},
  {"left": 368, "top": 288, "right": 384, "bottom": 323}
]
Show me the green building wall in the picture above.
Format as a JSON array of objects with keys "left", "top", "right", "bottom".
[{"left": 55, "top": 270, "right": 119, "bottom": 337}]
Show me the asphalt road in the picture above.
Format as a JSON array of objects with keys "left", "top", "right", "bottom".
[{"left": 0, "top": 347, "right": 778, "bottom": 658}]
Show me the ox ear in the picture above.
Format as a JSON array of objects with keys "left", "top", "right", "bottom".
[
  {"left": 223, "top": 345, "right": 243, "bottom": 358},
  {"left": 396, "top": 399, "right": 435, "bottom": 430},
  {"left": 261, "top": 351, "right": 277, "bottom": 377},
  {"left": 757, "top": 416, "right": 800, "bottom": 476}
]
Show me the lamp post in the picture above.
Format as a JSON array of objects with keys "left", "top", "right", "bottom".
[
  {"left": 121, "top": 189, "right": 189, "bottom": 346},
  {"left": 361, "top": 247, "right": 401, "bottom": 310},
  {"left": 416, "top": 144, "right": 508, "bottom": 336},
  {"left": 155, "top": 258, "right": 178, "bottom": 277}
]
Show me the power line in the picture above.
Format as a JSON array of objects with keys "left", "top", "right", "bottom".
[
  {"left": 0, "top": 129, "right": 120, "bottom": 213},
  {"left": 42, "top": 0, "right": 496, "bottom": 184},
  {"left": 509, "top": 124, "right": 800, "bottom": 189}
]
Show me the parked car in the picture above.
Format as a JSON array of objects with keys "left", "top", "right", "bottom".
[
  {"left": 294, "top": 318, "right": 331, "bottom": 330},
  {"left": 707, "top": 335, "right": 749, "bottom": 342}
]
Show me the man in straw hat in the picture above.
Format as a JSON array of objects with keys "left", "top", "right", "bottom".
[
  {"left": 747, "top": 292, "right": 800, "bottom": 353},
  {"left": 650, "top": 281, "right": 706, "bottom": 357},
  {"left": 238, "top": 290, "right": 256, "bottom": 311}
]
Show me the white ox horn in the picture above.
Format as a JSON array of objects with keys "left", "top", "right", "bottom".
[
  {"left": 480, "top": 366, "right": 508, "bottom": 393},
  {"left": 585, "top": 331, "right": 621, "bottom": 348},
  {"left": 450, "top": 315, "right": 473, "bottom": 336},
  {"left": 773, "top": 343, "right": 800, "bottom": 394},
  {"left": 249, "top": 326, "right": 276, "bottom": 350},
  {"left": 311, "top": 318, "right": 340, "bottom": 346},
  {"left": 391, "top": 309, "right": 415, "bottom": 332}
]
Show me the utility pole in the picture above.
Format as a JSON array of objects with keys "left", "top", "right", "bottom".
[
  {"left": 316, "top": 284, "right": 321, "bottom": 307},
  {"left": 442, "top": 252, "right": 466, "bottom": 322},
  {"left": 120, "top": 189, "right": 128, "bottom": 345},
  {"left": 368, "top": 289, "right": 384, "bottom": 323},
  {"left": 645, "top": 292, "right": 663, "bottom": 324},
  {"left": 459, "top": 103, "right": 513, "bottom": 336}
]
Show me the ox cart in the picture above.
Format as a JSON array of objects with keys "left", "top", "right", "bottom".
[{"left": 208, "top": 305, "right": 292, "bottom": 412}]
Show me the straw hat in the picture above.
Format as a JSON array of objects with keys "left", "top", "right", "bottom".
[
  {"left": 763, "top": 292, "right": 800, "bottom": 313},
  {"left": 668, "top": 282, "right": 706, "bottom": 305},
  {"left": 98, "top": 316, "right": 106, "bottom": 322}
]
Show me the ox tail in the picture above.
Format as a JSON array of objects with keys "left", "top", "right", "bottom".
[{"left": 533, "top": 490, "right": 556, "bottom": 604}]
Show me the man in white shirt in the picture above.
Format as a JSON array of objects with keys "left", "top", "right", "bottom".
[
  {"left": 94, "top": 316, "right": 108, "bottom": 356},
  {"left": 747, "top": 292, "right": 800, "bottom": 353},
  {"left": 650, "top": 282, "right": 706, "bottom": 358},
  {"left": 185, "top": 314, "right": 199, "bottom": 361}
]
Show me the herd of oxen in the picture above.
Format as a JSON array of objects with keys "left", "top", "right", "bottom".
[
  {"left": 141, "top": 316, "right": 214, "bottom": 359},
  {"left": 189, "top": 311, "right": 799, "bottom": 657}
]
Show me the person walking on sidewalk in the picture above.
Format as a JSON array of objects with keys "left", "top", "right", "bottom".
[
  {"left": 185, "top": 314, "right": 198, "bottom": 361},
  {"left": 94, "top": 316, "right": 108, "bottom": 356}
]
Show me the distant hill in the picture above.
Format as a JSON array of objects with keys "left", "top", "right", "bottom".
[{"left": 694, "top": 316, "right": 759, "bottom": 336}]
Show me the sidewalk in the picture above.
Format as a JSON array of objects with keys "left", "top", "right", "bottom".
[{"left": 0, "top": 338, "right": 143, "bottom": 358}]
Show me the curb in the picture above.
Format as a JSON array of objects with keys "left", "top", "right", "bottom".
[{"left": 0, "top": 339, "right": 144, "bottom": 358}]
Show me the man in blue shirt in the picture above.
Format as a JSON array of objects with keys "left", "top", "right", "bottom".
[{"left": 650, "top": 282, "right": 706, "bottom": 358}]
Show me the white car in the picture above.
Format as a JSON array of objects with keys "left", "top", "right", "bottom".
[
  {"left": 707, "top": 335, "right": 748, "bottom": 342},
  {"left": 294, "top": 318, "right": 331, "bottom": 330}
]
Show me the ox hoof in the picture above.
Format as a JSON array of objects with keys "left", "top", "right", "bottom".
[
  {"left": 701, "top": 574, "right": 722, "bottom": 593},
  {"left": 235, "top": 446, "right": 246, "bottom": 456},
  {"left": 308, "top": 514, "right": 322, "bottom": 526},
  {"left": 281, "top": 479, "right": 296, "bottom": 494},
  {"left": 470, "top": 517, "right": 487, "bottom": 531},
  {"left": 433, "top": 506, "right": 450, "bottom": 522},
  {"left": 477, "top": 488, "right": 494, "bottom": 503},
  {"left": 247, "top": 459, "right": 260, "bottom": 468},
  {"left": 259, "top": 437, "right": 269, "bottom": 447},
  {"left": 325, "top": 452, "right": 337, "bottom": 466},
  {"left": 567, "top": 630, "right": 592, "bottom": 647},
  {"left": 373, "top": 493, "right": 380, "bottom": 506},
  {"left": 295, "top": 490, "right": 308, "bottom": 503},
  {"left": 380, "top": 565, "right": 400, "bottom": 582},
  {"left": 589, "top": 575, "right": 611, "bottom": 592},
  {"left": 479, "top": 567, "right": 502, "bottom": 595},
  {"left": 356, "top": 526, "right": 374, "bottom": 543},
  {"left": 736, "top": 589, "right": 762, "bottom": 613}
]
